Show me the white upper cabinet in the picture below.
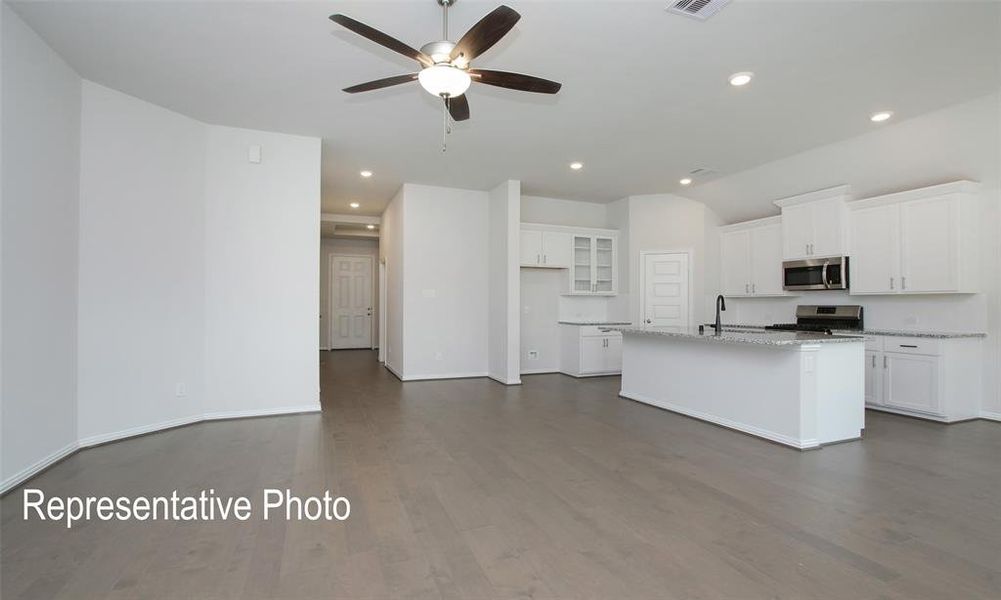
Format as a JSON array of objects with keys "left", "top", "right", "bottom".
[
  {"left": 571, "top": 233, "right": 617, "bottom": 295},
  {"left": 780, "top": 204, "right": 814, "bottom": 260},
  {"left": 721, "top": 230, "right": 751, "bottom": 296},
  {"left": 900, "top": 196, "right": 958, "bottom": 292},
  {"left": 541, "top": 231, "right": 572, "bottom": 268},
  {"left": 850, "top": 204, "right": 900, "bottom": 294},
  {"left": 849, "top": 181, "right": 980, "bottom": 295},
  {"left": 774, "top": 186, "right": 851, "bottom": 260},
  {"left": 720, "top": 217, "right": 789, "bottom": 297},
  {"left": 750, "top": 223, "right": 785, "bottom": 296},
  {"left": 520, "top": 227, "right": 571, "bottom": 268},
  {"left": 520, "top": 230, "right": 543, "bottom": 266},
  {"left": 521, "top": 224, "right": 618, "bottom": 295}
]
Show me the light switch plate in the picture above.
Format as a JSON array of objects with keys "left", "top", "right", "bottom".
[{"left": 248, "top": 145, "right": 262, "bottom": 164}]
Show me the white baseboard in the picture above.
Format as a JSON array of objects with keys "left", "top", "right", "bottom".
[
  {"left": 488, "top": 374, "right": 522, "bottom": 386},
  {"left": 319, "top": 347, "right": 331, "bottom": 351},
  {"left": 1, "top": 404, "right": 321, "bottom": 496},
  {"left": 78, "top": 414, "right": 204, "bottom": 448},
  {"left": 619, "top": 390, "right": 819, "bottom": 450},
  {"left": 980, "top": 411, "right": 1001, "bottom": 422},
  {"left": 202, "top": 404, "right": 321, "bottom": 422},
  {"left": 520, "top": 368, "right": 559, "bottom": 375},
  {"left": 384, "top": 362, "right": 404, "bottom": 380},
  {"left": 1, "top": 441, "right": 79, "bottom": 496},
  {"left": 400, "top": 371, "right": 489, "bottom": 382}
]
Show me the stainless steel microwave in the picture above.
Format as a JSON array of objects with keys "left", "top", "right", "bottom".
[{"left": 783, "top": 257, "right": 849, "bottom": 291}]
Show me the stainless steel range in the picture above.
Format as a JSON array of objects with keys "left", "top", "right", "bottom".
[{"left": 764, "top": 305, "right": 864, "bottom": 335}]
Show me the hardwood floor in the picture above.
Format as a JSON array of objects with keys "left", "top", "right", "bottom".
[{"left": 2, "top": 350, "right": 1000, "bottom": 599}]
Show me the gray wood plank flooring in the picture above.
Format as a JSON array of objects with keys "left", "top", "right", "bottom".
[{"left": 2, "top": 350, "right": 999, "bottom": 599}]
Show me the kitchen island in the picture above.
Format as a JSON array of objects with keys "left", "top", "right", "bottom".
[{"left": 605, "top": 326, "right": 865, "bottom": 449}]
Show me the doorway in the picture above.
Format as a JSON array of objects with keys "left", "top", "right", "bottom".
[
  {"left": 329, "top": 254, "right": 373, "bottom": 349},
  {"left": 640, "top": 251, "right": 692, "bottom": 327}
]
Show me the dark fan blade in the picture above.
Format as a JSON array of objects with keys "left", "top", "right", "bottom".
[
  {"left": 470, "top": 69, "right": 562, "bottom": 94},
  {"left": 449, "top": 5, "right": 520, "bottom": 63},
  {"left": 343, "top": 73, "right": 418, "bottom": 94},
  {"left": 447, "top": 95, "right": 470, "bottom": 121},
  {"left": 330, "top": 14, "right": 432, "bottom": 67}
]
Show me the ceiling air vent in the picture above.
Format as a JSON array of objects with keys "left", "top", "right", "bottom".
[{"left": 667, "top": 0, "right": 731, "bottom": 21}]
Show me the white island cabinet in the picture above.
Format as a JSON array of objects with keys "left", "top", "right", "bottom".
[{"left": 609, "top": 326, "right": 865, "bottom": 449}]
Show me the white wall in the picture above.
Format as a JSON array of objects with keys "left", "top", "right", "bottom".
[
  {"left": 626, "top": 194, "right": 722, "bottom": 326},
  {"left": 1, "top": 5, "right": 81, "bottom": 487},
  {"left": 401, "top": 184, "right": 489, "bottom": 378},
  {"left": 380, "top": 188, "right": 404, "bottom": 374},
  {"left": 697, "top": 93, "right": 1001, "bottom": 416},
  {"left": 521, "top": 195, "right": 610, "bottom": 228},
  {"left": 2, "top": 67, "right": 322, "bottom": 489},
  {"left": 203, "top": 125, "right": 321, "bottom": 415},
  {"left": 488, "top": 180, "right": 521, "bottom": 384},
  {"left": 319, "top": 237, "right": 379, "bottom": 349},
  {"left": 77, "top": 81, "right": 205, "bottom": 442}
]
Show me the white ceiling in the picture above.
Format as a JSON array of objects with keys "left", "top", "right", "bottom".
[{"left": 11, "top": 1, "right": 1001, "bottom": 217}]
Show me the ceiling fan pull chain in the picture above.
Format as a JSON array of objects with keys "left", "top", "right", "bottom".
[{"left": 442, "top": 98, "right": 448, "bottom": 153}]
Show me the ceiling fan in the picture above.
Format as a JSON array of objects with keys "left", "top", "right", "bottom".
[{"left": 329, "top": 0, "right": 562, "bottom": 126}]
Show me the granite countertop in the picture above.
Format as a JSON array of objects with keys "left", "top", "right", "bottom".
[
  {"left": 719, "top": 323, "right": 987, "bottom": 339},
  {"left": 558, "top": 320, "right": 632, "bottom": 326},
  {"left": 605, "top": 325, "right": 864, "bottom": 347}
]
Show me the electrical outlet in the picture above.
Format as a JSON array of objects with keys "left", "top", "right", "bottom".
[
  {"left": 528, "top": 350, "right": 539, "bottom": 360},
  {"left": 175, "top": 383, "right": 187, "bottom": 398}
]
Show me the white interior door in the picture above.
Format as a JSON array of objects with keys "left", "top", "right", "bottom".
[
  {"left": 330, "top": 255, "right": 373, "bottom": 349},
  {"left": 642, "top": 252, "right": 690, "bottom": 327}
]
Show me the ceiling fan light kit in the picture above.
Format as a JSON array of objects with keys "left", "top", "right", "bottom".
[{"left": 330, "top": 0, "right": 561, "bottom": 150}]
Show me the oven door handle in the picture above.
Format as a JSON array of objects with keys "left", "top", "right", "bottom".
[{"left": 821, "top": 261, "right": 831, "bottom": 289}]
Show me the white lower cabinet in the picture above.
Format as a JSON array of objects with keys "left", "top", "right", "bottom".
[
  {"left": 883, "top": 353, "right": 939, "bottom": 415},
  {"left": 560, "top": 325, "right": 622, "bottom": 377},
  {"left": 863, "top": 335, "right": 981, "bottom": 422}
]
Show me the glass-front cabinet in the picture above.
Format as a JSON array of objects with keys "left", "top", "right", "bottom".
[{"left": 570, "top": 234, "right": 617, "bottom": 295}]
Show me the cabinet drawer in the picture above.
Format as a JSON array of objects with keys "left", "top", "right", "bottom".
[
  {"left": 885, "top": 337, "right": 940, "bottom": 356},
  {"left": 580, "top": 326, "right": 622, "bottom": 338},
  {"left": 863, "top": 336, "right": 883, "bottom": 352}
]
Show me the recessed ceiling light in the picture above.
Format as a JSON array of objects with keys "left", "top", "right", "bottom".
[
  {"left": 366, "top": 224, "right": 376, "bottom": 230},
  {"left": 728, "top": 72, "right": 753, "bottom": 87},
  {"left": 870, "top": 111, "right": 893, "bottom": 123},
  {"left": 349, "top": 202, "right": 360, "bottom": 209},
  {"left": 360, "top": 170, "right": 373, "bottom": 178},
  {"left": 569, "top": 162, "right": 583, "bottom": 170},
  {"left": 679, "top": 177, "right": 693, "bottom": 186}
]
